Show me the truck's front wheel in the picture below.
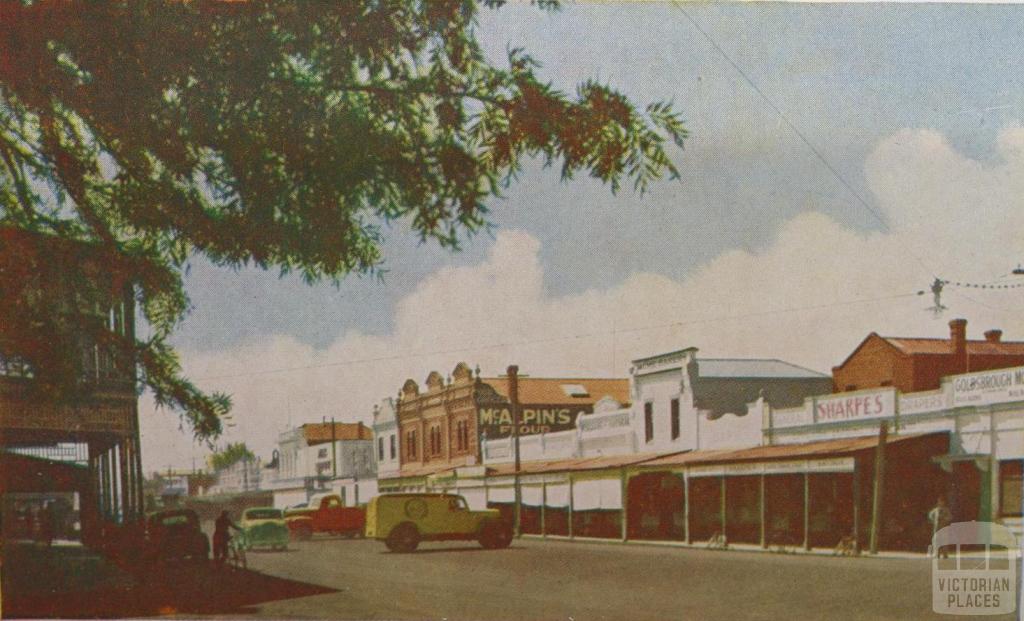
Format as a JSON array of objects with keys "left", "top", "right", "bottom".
[
  {"left": 478, "top": 521, "right": 513, "bottom": 549},
  {"left": 385, "top": 523, "right": 420, "bottom": 553}
]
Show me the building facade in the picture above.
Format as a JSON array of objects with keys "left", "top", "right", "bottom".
[
  {"left": 833, "top": 318, "right": 1024, "bottom": 393},
  {"left": 267, "top": 422, "right": 376, "bottom": 508},
  {"left": 387, "top": 361, "right": 630, "bottom": 494},
  {"left": 372, "top": 398, "right": 400, "bottom": 480},
  {"left": 0, "top": 227, "right": 144, "bottom": 547}
]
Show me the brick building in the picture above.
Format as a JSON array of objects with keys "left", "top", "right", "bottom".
[
  {"left": 832, "top": 318, "right": 1024, "bottom": 393},
  {"left": 387, "top": 362, "right": 629, "bottom": 492}
]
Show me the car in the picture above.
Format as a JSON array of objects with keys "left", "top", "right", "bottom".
[
  {"left": 239, "top": 507, "right": 289, "bottom": 551},
  {"left": 284, "top": 494, "right": 365, "bottom": 539},
  {"left": 365, "top": 493, "right": 512, "bottom": 553},
  {"left": 143, "top": 509, "right": 209, "bottom": 563}
]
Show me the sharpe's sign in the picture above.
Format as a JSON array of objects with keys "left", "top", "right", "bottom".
[
  {"left": 478, "top": 404, "right": 592, "bottom": 438},
  {"left": 812, "top": 389, "right": 896, "bottom": 424}
]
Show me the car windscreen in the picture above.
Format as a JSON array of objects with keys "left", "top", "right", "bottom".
[{"left": 246, "top": 509, "right": 282, "bottom": 520}]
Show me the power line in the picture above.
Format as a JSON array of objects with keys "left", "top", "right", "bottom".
[
  {"left": 194, "top": 291, "right": 921, "bottom": 382},
  {"left": 668, "top": 1, "right": 938, "bottom": 281}
]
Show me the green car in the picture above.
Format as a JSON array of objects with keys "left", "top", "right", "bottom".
[{"left": 240, "top": 507, "right": 289, "bottom": 551}]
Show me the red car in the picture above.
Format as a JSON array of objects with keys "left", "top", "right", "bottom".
[{"left": 284, "top": 494, "right": 365, "bottom": 539}]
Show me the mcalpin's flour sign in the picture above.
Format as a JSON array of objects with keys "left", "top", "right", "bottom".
[
  {"left": 952, "top": 366, "right": 1024, "bottom": 407},
  {"left": 478, "top": 404, "right": 591, "bottom": 438}
]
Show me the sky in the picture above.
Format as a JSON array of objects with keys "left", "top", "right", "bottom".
[{"left": 140, "top": 2, "right": 1024, "bottom": 473}]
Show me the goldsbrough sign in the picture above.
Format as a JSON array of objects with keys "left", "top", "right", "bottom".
[{"left": 478, "top": 404, "right": 592, "bottom": 438}]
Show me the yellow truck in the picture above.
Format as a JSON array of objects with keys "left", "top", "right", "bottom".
[{"left": 365, "top": 493, "right": 513, "bottom": 553}]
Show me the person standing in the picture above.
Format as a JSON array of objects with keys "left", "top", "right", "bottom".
[
  {"left": 928, "top": 496, "right": 952, "bottom": 557},
  {"left": 213, "top": 510, "right": 241, "bottom": 564}
]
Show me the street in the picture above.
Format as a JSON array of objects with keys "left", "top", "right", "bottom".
[{"left": 226, "top": 536, "right": 1016, "bottom": 621}]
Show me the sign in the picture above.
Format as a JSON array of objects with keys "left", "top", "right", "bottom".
[
  {"left": 478, "top": 403, "right": 592, "bottom": 438},
  {"left": 813, "top": 390, "right": 895, "bottom": 424},
  {"left": 687, "top": 457, "right": 855, "bottom": 477},
  {"left": 899, "top": 391, "right": 948, "bottom": 416},
  {"left": 952, "top": 366, "right": 1024, "bottom": 407}
]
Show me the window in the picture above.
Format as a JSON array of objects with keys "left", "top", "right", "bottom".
[
  {"left": 670, "top": 398, "right": 680, "bottom": 440},
  {"left": 455, "top": 420, "right": 469, "bottom": 451},
  {"left": 644, "top": 402, "right": 654, "bottom": 443},
  {"left": 407, "top": 430, "right": 417, "bottom": 460},
  {"left": 389, "top": 434, "right": 396, "bottom": 460},
  {"left": 429, "top": 426, "right": 442, "bottom": 456},
  {"left": 377, "top": 437, "right": 384, "bottom": 461},
  {"left": 317, "top": 447, "right": 328, "bottom": 459},
  {"left": 1000, "top": 460, "right": 1022, "bottom": 517}
]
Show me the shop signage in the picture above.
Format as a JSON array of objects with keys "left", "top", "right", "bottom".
[
  {"left": 899, "top": 391, "right": 948, "bottom": 416},
  {"left": 813, "top": 390, "right": 895, "bottom": 424},
  {"left": 687, "top": 457, "right": 855, "bottom": 477},
  {"left": 951, "top": 366, "right": 1024, "bottom": 407},
  {"left": 478, "top": 403, "right": 592, "bottom": 438}
]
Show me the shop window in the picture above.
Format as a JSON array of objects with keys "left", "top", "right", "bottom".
[
  {"left": 644, "top": 402, "right": 654, "bottom": 443},
  {"left": 670, "top": 399, "right": 680, "bottom": 440},
  {"left": 1000, "top": 460, "right": 1023, "bottom": 517}
]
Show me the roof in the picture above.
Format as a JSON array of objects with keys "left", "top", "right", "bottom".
[
  {"left": 301, "top": 422, "right": 372, "bottom": 445},
  {"left": 638, "top": 432, "right": 943, "bottom": 468},
  {"left": 388, "top": 463, "right": 457, "bottom": 480},
  {"left": 697, "top": 358, "right": 828, "bottom": 379},
  {"left": 486, "top": 452, "right": 680, "bottom": 476},
  {"left": 481, "top": 377, "right": 630, "bottom": 407},
  {"left": 883, "top": 336, "right": 1024, "bottom": 357}
]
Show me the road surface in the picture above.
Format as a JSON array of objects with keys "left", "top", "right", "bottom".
[{"left": 228, "top": 536, "right": 1017, "bottom": 621}]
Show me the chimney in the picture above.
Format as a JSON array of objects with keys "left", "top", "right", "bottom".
[
  {"left": 984, "top": 329, "right": 1002, "bottom": 343},
  {"left": 949, "top": 318, "right": 968, "bottom": 372}
]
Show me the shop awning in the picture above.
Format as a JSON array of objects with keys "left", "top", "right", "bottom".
[
  {"left": 486, "top": 451, "right": 685, "bottom": 477},
  {"left": 638, "top": 431, "right": 946, "bottom": 469},
  {"left": 380, "top": 462, "right": 456, "bottom": 483}
]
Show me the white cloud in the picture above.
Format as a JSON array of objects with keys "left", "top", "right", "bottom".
[{"left": 140, "top": 126, "right": 1024, "bottom": 472}]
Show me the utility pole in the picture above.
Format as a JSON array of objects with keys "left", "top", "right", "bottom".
[
  {"left": 869, "top": 421, "right": 888, "bottom": 554},
  {"left": 331, "top": 416, "right": 338, "bottom": 479},
  {"left": 509, "top": 365, "right": 522, "bottom": 538}
]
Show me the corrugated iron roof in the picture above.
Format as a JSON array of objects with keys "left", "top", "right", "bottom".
[
  {"left": 638, "top": 432, "right": 942, "bottom": 468},
  {"left": 301, "top": 422, "right": 372, "bottom": 445},
  {"left": 482, "top": 377, "right": 630, "bottom": 407},
  {"left": 390, "top": 463, "right": 457, "bottom": 479},
  {"left": 698, "top": 358, "right": 828, "bottom": 379},
  {"left": 486, "top": 452, "right": 685, "bottom": 476}
]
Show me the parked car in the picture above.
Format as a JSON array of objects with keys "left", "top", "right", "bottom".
[
  {"left": 143, "top": 509, "right": 209, "bottom": 563},
  {"left": 239, "top": 507, "right": 289, "bottom": 551},
  {"left": 284, "top": 494, "right": 365, "bottom": 539},
  {"left": 365, "top": 493, "right": 512, "bottom": 553}
]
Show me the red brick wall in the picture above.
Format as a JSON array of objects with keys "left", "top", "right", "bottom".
[{"left": 832, "top": 336, "right": 901, "bottom": 392}]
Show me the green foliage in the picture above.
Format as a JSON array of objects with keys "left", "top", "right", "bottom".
[
  {"left": 0, "top": 1, "right": 686, "bottom": 440},
  {"left": 209, "top": 442, "right": 255, "bottom": 472}
]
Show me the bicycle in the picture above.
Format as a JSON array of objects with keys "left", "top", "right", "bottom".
[{"left": 227, "top": 533, "right": 247, "bottom": 570}]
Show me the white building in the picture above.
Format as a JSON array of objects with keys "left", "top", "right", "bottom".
[
  {"left": 372, "top": 398, "right": 400, "bottom": 481},
  {"left": 266, "top": 422, "right": 377, "bottom": 508},
  {"left": 482, "top": 347, "right": 832, "bottom": 463},
  {"left": 207, "top": 457, "right": 262, "bottom": 495}
]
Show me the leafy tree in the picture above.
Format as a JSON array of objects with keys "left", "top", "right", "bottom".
[
  {"left": 208, "top": 441, "right": 255, "bottom": 472},
  {"left": 0, "top": 1, "right": 686, "bottom": 440}
]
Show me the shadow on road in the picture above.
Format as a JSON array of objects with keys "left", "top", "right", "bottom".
[
  {"left": 1, "top": 542, "right": 336, "bottom": 618},
  {"left": 384, "top": 545, "right": 523, "bottom": 555}
]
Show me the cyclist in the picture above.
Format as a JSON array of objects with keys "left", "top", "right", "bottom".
[{"left": 213, "top": 510, "right": 242, "bottom": 565}]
